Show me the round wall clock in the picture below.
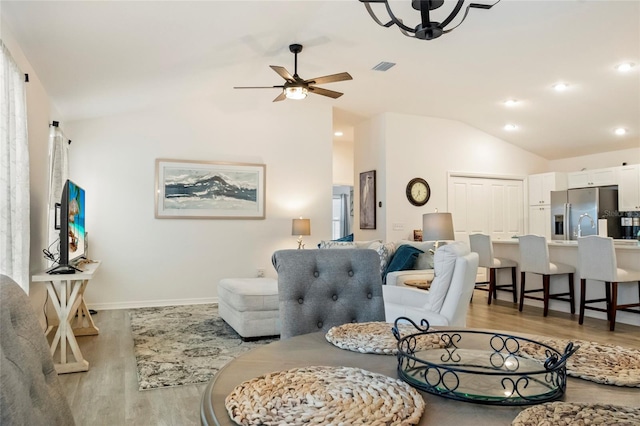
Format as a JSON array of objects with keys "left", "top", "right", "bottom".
[{"left": 406, "top": 178, "right": 431, "bottom": 206}]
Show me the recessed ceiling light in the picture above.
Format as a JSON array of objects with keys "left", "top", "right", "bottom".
[
  {"left": 614, "top": 127, "right": 628, "bottom": 136},
  {"left": 552, "top": 82, "right": 569, "bottom": 92},
  {"left": 504, "top": 99, "right": 519, "bottom": 107},
  {"left": 504, "top": 124, "right": 518, "bottom": 131},
  {"left": 615, "top": 62, "right": 635, "bottom": 73},
  {"left": 334, "top": 131, "right": 343, "bottom": 137}
]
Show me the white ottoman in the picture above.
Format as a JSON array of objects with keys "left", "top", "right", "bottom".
[{"left": 218, "top": 278, "right": 280, "bottom": 340}]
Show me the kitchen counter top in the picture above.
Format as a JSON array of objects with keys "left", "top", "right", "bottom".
[
  {"left": 490, "top": 239, "right": 639, "bottom": 327},
  {"left": 493, "top": 238, "right": 640, "bottom": 250}
]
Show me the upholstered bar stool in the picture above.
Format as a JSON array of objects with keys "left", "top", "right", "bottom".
[
  {"left": 518, "top": 235, "right": 575, "bottom": 317},
  {"left": 469, "top": 233, "right": 517, "bottom": 305},
  {"left": 577, "top": 235, "right": 640, "bottom": 331}
]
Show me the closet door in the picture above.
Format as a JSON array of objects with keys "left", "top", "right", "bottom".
[{"left": 448, "top": 175, "right": 524, "bottom": 243}]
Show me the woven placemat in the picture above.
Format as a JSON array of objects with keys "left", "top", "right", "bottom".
[
  {"left": 325, "top": 321, "right": 443, "bottom": 355},
  {"left": 519, "top": 337, "right": 640, "bottom": 387},
  {"left": 512, "top": 401, "right": 640, "bottom": 425},
  {"left": 225, "top": 365, "right": 425, "bottom": 426}
]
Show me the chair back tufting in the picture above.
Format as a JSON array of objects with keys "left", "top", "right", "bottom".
[
  {"left": 0, "top": 275, "right": 75, "bottom": 426},
  {"left": 272, "top": 249, "right": 385, "bottom": 339}
]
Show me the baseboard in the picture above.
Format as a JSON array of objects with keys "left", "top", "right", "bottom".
[{"left": 88, "top": 297, "right": 219, "bottom": 311}]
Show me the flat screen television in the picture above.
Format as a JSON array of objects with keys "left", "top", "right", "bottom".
[{"left": 49, "top": 179, "right": 86, "bottom": 274}]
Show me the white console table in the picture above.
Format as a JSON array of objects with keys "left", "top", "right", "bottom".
[{"left": 32, "top": 260, "right": 101, "bottom": 374}]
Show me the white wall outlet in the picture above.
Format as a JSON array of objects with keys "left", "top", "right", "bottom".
[
  {"left": 257, "top": 268, "right": 265, "bottom": 278},
  {"left": 393, "top": 222, "right": 404, "bottom": 231}
]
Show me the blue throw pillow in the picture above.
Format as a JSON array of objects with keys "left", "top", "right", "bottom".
[{"left": 384, "top": 244, "right": 424, "bottom": 279}]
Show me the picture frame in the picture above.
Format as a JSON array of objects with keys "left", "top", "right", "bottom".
[
  {"left": 155, "top": 159, "right": 266, "bottom": 219},
  {"left": 359, "top": 170, "right": 376, "bottom": 229},
  {"left": 413, "top": 229, "right": 423, "bottom": 242}
]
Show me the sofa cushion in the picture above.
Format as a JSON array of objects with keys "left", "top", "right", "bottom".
[
  {"left": 316, "top": 233, "right": 354, "bottom": 248},
  {"left": 423, "top": 242, "right": 470, "bottom": 313},
  {"left": 218, "top": 278, "right": 279, "bottom": 312},
  {"left": 318, "top": 241, "right": 358, "bottom": 249},
  {"left": 367, "top": 241, "right": 397, "bottom": 278},
  {"left": 384, "top": 244, "right": 423, "bottom": 277},
  {"left": 396, "top": 240, "right": 438, "bottom": 270}
]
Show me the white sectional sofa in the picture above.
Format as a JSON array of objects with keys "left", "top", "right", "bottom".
[{"left": 318, "top": 238, "right": 445, "bottom": 286}]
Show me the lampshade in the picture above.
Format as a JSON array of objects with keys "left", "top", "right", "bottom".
[
  {"left": 285, "top": 86, "right": 308, "bottom": 100},
  {"left": 292, "top": 218, "right": 311, "bottom": 236},
  {"left": 422, "top": 212, "right": 454, "bottom": 241}
]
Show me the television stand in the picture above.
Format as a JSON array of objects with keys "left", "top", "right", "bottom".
[
  {"left": 32, "top": 260, "right": 101, "bottom": 374},
  {"left": 47, "top": 263, "right": 82, "bottom": 274}
]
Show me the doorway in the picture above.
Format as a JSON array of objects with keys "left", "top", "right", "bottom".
[{"left": 332, "top": 185, "right": 353, "bottom": 239}]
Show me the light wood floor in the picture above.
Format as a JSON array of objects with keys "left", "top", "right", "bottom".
[{"left": 59, "top": 291, "right": 640, "bottom": 426}]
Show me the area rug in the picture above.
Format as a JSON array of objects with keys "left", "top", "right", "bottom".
[
  {"left": 129, "top": 304, "right": 276, "bottom": 390},
  {"left": 512, "top": 401, "right": 640, "bottom": 425},
  {"left": 518, "top": 337, "right": 640, "bottom": 387}
]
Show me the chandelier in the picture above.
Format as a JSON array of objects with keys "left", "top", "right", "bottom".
[{"left": 359, "top": 0, "right": 500, "bottom": 40}]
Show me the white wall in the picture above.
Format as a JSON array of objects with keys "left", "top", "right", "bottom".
[
  {"left": 549, "top": 147, "right": 640, "bottom": 172},
  {"left": 2, "top": 22, "right": 61, "bottom": 321},
  {"left": 354, "top": 114, "right": 386, "bottom": 242},
  {"left": 355, "top": 113, "right": 549, "bottom": 242},
  {"left": 332, "top": 139, "right": 354, "bottom": 186},
  {"left": 65, "top": 98, "right": 333, "bottom": 309}
]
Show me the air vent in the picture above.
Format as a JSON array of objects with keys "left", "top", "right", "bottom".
[{"left": 372, "top": 62, "right": 396, "bottom": 71}]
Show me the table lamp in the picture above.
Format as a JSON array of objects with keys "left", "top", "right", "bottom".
[
  {"left": 422, "top": 212, "right": 454, "bottom": 252},
  {"left": 292, "top": 218, "right": 311, "bottom": 249}
]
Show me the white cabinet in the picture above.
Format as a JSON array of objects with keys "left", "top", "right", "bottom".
[
  {"left": 567, "top": 167, "right": 618, "bottom": 189},
  {"left": 528, "top": 172, "right": 567, "bottom": 205},
  {"left": 529, "top": 205, "right": 551, "bottom": 239},
  {"left": 618, "top": 164, "right": 640, "bottom": 211}
]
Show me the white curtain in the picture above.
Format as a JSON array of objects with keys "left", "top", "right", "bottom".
[
  {"left": 47, "top": 125, "right": 69, "bottom": 257},
  {"left": 0, "top": 41, "right": 30, "bottom": 292},
  {"left": 340, "top": 193, "right": 350, "bottom": 237}
]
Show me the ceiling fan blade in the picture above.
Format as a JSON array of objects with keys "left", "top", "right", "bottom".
[
  {"left": 273, "top": 91, "right": 287, "bottom": 102},
  {"left": 308, "top": 86, "right": 344, "bottom": 99},
  {"left": 234, "top": 86, "right": 284, "bottom": 89},
  {"left": 270, "top": 65, "right": 294, "bottom": 81},
  {"left": 304, "top": 72, "right": 353, "bottom": 85}
]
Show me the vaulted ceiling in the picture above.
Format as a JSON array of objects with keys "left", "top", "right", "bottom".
[{"left": 2, "top": 0, "right": 639, "bottom": 159}]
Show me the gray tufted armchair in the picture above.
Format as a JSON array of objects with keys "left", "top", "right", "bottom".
[
  {"left": 272, "top": 249, "right": 385, "bottom": 339},
  {"left": 0, "top": 275, "right": 75, "bottom": 425}
]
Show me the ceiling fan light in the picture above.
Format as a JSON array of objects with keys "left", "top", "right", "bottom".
[
  {"left": 552, "top": 82, "right": 568, "bottom": 92},
  {"left": 284, "top": 86, "right": 308, "bottom": 100},
  {"left": 615, "top": 62, "right": 635, "bottom": 73}
]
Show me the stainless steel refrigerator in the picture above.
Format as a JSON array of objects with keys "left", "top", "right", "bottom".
[{"left": 550, "top": 187, "right": 621, "bottom": 240}]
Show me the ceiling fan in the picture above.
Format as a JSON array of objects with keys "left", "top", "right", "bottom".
[{"left": 234, "top": 43, "right": 353, "bottom": 102}]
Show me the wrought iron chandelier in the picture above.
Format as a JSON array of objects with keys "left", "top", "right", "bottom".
[{"left": 359, "top": 0, "right": 500, "bottom": 40}]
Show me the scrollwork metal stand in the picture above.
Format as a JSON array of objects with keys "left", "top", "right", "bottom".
[{"left": 392, "top": 317, "right": 579, "bottom": 406}]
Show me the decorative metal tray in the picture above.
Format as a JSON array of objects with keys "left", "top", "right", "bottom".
[{"left": 392, "top": 318, "right": 579, "bottom": 406}]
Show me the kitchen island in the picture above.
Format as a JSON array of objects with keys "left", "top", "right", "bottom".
[{"left": 492, "top": 239, "right": 640, "bottom": 327}]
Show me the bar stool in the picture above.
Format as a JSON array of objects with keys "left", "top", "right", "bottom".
[
  {"left": 469, "top": 233, "right": 517, "bottom": 305},
  {"left": 577, "top": 235, "right": 640, "bottom": 331},
  {"left": 518, "top": 235, "right": 575, "bottom": 317}
]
